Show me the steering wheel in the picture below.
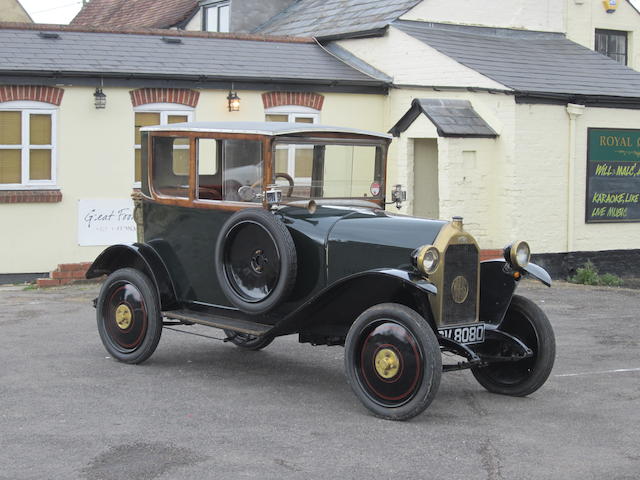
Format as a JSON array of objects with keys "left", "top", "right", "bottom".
[{"left": 248, "top": 172, "right": 295, "bottom": 198}]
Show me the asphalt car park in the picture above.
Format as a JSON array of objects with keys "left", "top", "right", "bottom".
[{"left": 0, "top": 280, "right": 638, "bottom": 479}]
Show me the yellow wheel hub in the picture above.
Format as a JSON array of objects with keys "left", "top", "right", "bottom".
[
  {"left": 374, "top": 348, "right": 400, "bottom": 379},
  {"left": 115, "top": 304, "right": 133, "bottom": 330}
]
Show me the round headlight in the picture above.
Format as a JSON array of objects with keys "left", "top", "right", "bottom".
[
  {"left": 505, "top": 241, "right": 530, "bottom": 268},
  {"left": 415, "top": 245, "right": 440, "bottom": 275}
]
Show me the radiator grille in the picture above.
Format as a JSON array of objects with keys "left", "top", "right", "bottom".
[{"left": 441, "top": 243, "right": 479, "bottom": 326}]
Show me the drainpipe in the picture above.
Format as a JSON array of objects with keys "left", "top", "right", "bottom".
[{"left": 566, "top": 103, "right": 585, "bottom": 252}]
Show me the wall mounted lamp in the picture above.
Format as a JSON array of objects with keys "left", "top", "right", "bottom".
[
  {"left": 94, "top": 88, "right": 107, "bottom": 109},
  {"left": 227, "top": 89, "right": 240, "bottom": 112}
]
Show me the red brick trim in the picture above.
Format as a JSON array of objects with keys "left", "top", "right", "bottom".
[
  {"left": 0, "top": 85, "right": 64, "bottom": 105},
  {"left": 262, "top": 92, "right": 324, "bottom": 110},
  {"left": 130, "top": 88, "right": 200, "bottom": 107},
  {"left": 0, "top": 190, "right": 62, "bottom": 203},
  {"left": 480, "top": 249, "right": 503, "bottom": 261},
  {"left": 37, "top": 262, "right": 93, "bottom": 287}
]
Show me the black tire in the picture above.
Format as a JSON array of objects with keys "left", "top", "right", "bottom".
[
  {"left": 344, "top": 303, "right": 442, "bottom": 421},
  {"left": 472, "top": 295, "right": 555, "bottom": 396},
  {"left": 215, "top": 208, "right": 297, "bottom": 314},
  {"left": 223, "top": 329, "right": 274, "bottom": 351},
  {"left": 96, "top": 268, "right": 162, "bottom": 364}
]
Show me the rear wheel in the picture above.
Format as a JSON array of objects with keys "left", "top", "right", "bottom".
[
  {"left": 472, "top": 295, "right": 555, "bottom": 396},
  {"left": 344, "top": 303, "right": 441, "bottom": 421},
  {"left": 223, "top": 329, "right": 274, "bottom": 351},
  {"left": 96, "top": 268, "right": 162, "bottom": 364}
]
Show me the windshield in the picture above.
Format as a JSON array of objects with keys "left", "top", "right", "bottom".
[{"left": 272, "top": 141, "right": 385, "bottom": 202}]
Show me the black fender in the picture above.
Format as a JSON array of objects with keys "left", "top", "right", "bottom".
[
  {"left": 86, "top": 243, "right": 178, "bottom": 309},
  {"left": 269, "top": 268, "right": 437, "bottom": 338},
  {"left": 479, "top": 259, "right": 551, "bottom": 324}
]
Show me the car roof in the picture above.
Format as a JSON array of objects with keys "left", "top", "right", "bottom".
[{"left": 141, "top": 121, "right": 392, "bottom": 139}]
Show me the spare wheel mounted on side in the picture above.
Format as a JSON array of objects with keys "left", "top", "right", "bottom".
[{"left": 215, "top": 208, "right": 297, "bottom": 314}]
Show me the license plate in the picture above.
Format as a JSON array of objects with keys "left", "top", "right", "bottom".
[{"left": 438, "top": 324, "right": 485, "bottom": 344}]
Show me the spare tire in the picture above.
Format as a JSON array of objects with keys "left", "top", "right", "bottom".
[{"left": 215, "top": 208, "right": 297, "bottom": 314}]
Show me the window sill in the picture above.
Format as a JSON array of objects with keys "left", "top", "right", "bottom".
[{"left": 0, "top": 189, "right": 62, "bottom": 203}]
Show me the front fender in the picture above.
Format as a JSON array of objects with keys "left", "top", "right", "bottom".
[
  {"left": 480, "top": 259, "right": 551, "bottom": 324},
  {"left": 86, "top": 243, "right": 178, "bottom": 309},
  {"left": 269, "top": 268, "right": 437, "bottom": 337}
]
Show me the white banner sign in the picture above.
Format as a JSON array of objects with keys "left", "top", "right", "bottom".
[{"left": 78, "top": 199, "right": 137, "bottom": 246}]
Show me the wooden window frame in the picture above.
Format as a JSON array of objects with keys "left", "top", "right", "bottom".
[
  {"left": 134, "top": 103, "right": 194, "bottom": 187},
  {"left": 0, "top": 101, "right": 57, "bottom": 190},
  {"left": 265, "top": 105, "right": 320, "bottom": 185}
]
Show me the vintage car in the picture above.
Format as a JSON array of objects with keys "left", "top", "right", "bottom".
[{"left": 87, "top": 121, "right": 555, "bottom": 421}]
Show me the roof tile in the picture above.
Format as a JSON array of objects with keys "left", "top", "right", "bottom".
[{"left": 71, "top": 0, "right": 198, "bottom": 29}]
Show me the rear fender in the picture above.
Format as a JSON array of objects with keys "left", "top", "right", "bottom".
[
  {"left": 270, "top": 268, "right": 437, "bottom": 338},
  {"left": 86, "top": 243, "right": 178, "bottom": 309}
]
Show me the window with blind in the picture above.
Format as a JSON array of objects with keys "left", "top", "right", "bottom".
[
  {"left": 134, "top": 106, "right": 193, "bottom": 185},
  {"left": 0, "top": 104, "right": 56, "bottom": 188},
  {"left": 265, "top": 106, "right": 319, "bottom": 186}
]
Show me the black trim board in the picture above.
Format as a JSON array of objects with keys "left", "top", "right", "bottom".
[{"left": 532, "top": 249, "right": 640, "bottom": 279}]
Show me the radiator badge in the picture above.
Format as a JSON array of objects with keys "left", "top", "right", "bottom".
[{"left": 451, "top": 276, "right": 469, "bottom": 304}]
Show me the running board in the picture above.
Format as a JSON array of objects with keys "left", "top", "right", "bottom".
[{"left": 162, "top": 309, "right": 272, "bottom": 337}]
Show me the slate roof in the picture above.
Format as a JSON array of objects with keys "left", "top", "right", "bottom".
[
  {"left": 71, "top": 0, "right": 198, "bottom": 29},
  {"left": 0, "top": 26, "right": 384, "bottom": 88},
  {"left": 393, "top": 20, "right": 640, "bottom": 100},
  {"left": 388, "top": 99, "right": 497, "bottom": 138},
  {"left": 256, "top": 0, "right": 421, "bottom": 39}
]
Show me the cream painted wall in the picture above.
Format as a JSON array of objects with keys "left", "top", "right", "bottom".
[
  {"left": 513, "top": 102, "right": 640, "bottom": 254},
  {"left": 338, "top": 27, "right": 508, "bottom": 90},
  {"left": 566, "top": 0, "right": 640, "bottom": 69},
  {"left": 401, "top": 0, "right": 565, "bottom": 32},
  {"left": 386, "top": 88, "right": 515, "bottom": 249},
  {"left": 0, "top": 87, "right": 386, "bottom": 274},
  {"left": 0, "top": 0, "right": 32, "bottom": 22}
]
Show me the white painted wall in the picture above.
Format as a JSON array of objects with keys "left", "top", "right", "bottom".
[
  {"left": 0, "top": 87, "right": 386, "bottom": 273},
  {"left": 402, "top": 0, "right": 566, "bottom": 32},
  {"left": 337, "top": 27, "right": 509, "bottom": 90},
  {"left": 566, "top": 0, "right": 640, "bottom": 69}
]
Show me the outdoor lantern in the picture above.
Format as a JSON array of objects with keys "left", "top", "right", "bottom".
[
  {"left": 93, "top": 88, "right": 107, "bottom": 109},
  {"left": 227, "top": 90, "right": 240, "bottom": 112}
]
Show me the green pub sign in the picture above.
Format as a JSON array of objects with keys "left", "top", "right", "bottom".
[{"left": 587, "top": 128, "right": 640, "bottom": 223}]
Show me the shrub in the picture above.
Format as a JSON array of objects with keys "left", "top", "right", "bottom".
[{"left": 569, "top": 261, "right": 623, "bottom": 287}]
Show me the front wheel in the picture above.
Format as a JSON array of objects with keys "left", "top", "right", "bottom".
[
  {"left": 472, "top": 295, "right": 555, "bottom": 396},
  {"left": 96, "top": 268, "right": 162, "bottom": 364},
  {"left": 344, "top": 303, "right": 442, "bottom": 421}
]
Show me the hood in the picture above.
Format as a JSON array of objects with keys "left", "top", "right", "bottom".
[{"left": 326, "top": 209, "right": 446, "bottom": 283}]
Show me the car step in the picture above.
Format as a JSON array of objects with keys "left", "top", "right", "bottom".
[{"left": 162, "top": 308, "right": 272, "bottom": 337}]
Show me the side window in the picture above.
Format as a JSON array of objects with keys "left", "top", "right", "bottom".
[
  {"left": 134, "top": 107, "right": 192, "bottom": 185},
  {"left": 222, "top": 140, "right": 262, "bottom": 202},
  {"left": 197, "top": 138, "right": 221, "bottom": 200},
  {"left": 265, "top": 106, "right": 318, "bottom": 187},
  {"left": 0, "top": 103, "right": 56, "bottom": 187},
  {"left": 152, "top": 137, "right": 190, "bottom": 198}
]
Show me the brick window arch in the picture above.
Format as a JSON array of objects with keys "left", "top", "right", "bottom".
[
  {"left": 0, "top": 85, "right": 64, "bottom": 105},
  {"left": 261, "top": 92, "right": 324, "bottom": 110},
  {"left": 129, "top": 88, "right": 200, "bottom": 107}
]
